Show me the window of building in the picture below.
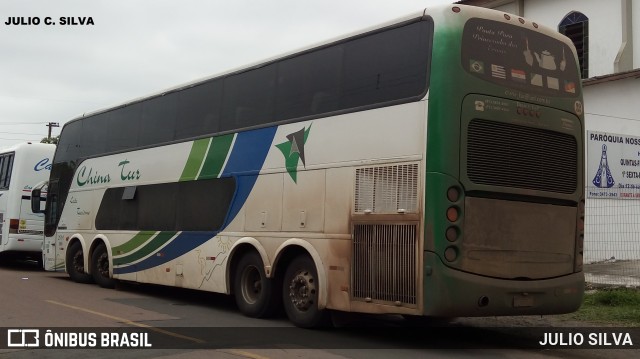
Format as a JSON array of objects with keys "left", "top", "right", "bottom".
[{"left": 559, "top": 12, "right": 589, "bottom": 79}]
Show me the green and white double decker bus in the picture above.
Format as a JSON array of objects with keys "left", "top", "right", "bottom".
[{"left": 34, "top": 4, "right": 584, "bottom": 327}]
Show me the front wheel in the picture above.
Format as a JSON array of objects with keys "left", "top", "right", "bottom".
[
  {"left": 66, "top": 241, "right": 92, "bottom": 283},
  {"left": 91, "top": 243, "right": 116, "bottom": 288},
  {"left": 282, "top": 255, "right": 329, "bottom": 328}
]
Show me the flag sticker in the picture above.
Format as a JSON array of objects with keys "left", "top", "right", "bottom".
[
  {"left": 511, "top": 69, "right": 526, "bottom": 83},
  {"left": 564, "top": 81, "right": 576, "bottom": 93},
  {"left": 530, "top": 73, "right": 543, "bottom": 87},
  {"left": 491, "top": 64, "right": 506, "bottom": 79},
  {"left": 547, "top": 76, "right": 559, "bottom": 90},
  {"left": 470, "top": 60, "right": 484, "bottom": 74}
]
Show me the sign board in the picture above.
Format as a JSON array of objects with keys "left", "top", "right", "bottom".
[{"left": 587, "top": 131, "right": 640, "bottom": 199}]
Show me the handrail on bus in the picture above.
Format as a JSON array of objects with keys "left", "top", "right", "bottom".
[{"left": 31, "top": 180, "right": 48, "bottom": 214}]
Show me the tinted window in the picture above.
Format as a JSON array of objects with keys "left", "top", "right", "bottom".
[
  {"left": 107, "top": 103, "right": 142, "bottom": 152},
  {"left": 176, "top": 80, "right": 222, "bottom": 140},
  {"left": 462, "top": 18, "right": 580, "bottom": 97},
  {"left": 55, "top": 121, "right": 82, "bottom": 164},
  {"left": 44, "top": 180, "right": 59, "bottom": 236},
  {"left": 0, "top": 153, "right": 14, "bottom": 190},
  {"left": 139, "top": 93, "right": 178, "bottom": 147},
  {"left": 95, "top": 177, "right": 236, "bottom": 231},
  {"left": 342, "top": 21, "right": 430, "bottom": 108},
  {"left": 276, "top": 46, "right": 343, "bottom": 119},
  {"left": 221, "top": 64, "right": 277, "bottom": 131},
  {"left": 81, "top": 112, "right": 108, "bottom": 158}
]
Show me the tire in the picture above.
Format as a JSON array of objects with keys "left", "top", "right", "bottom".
[
  {"left": 282, "top": 255, "right": 329, "bottom": 328},
  {"left": 66, "top": 241, "right": 93, "bottom": 283},
  {"left": 233, "top": 251, "right": 280, "bottom": 318},
  {"left": 91, "top": 243, "right": 116, "bottom": 288}
]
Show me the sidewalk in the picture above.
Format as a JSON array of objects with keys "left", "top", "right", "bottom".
[{"left": 584, "top": 259, "right": 640, "bottom": 288}]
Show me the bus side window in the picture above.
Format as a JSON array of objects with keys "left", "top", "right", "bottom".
[{"left": 0, "top": 153, "right": 14, "bottom": 190}]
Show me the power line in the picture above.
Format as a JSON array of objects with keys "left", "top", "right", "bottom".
[
  {"left": 0, "top": 122, "right": 50, "bottom": 125},
  {"left": 0, "top": 131, "right": 45, "bottom": 135},
  {"left": 0, "top": 93, "right": 102, "bottom": 105},
  {"left": 0, "top": 137, "right": 38, "bottom": 141}
]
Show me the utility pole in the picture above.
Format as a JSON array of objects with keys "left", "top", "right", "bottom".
[{"left": 46, "top": 122, "right": 59, "bottom": 140}]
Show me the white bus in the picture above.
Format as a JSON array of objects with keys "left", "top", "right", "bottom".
[
  {"left": 35, "top": 4, "right": 584, "bottom": 328},
  {"left": 0, "top": 142, "right": 55, "bottom": 265}
]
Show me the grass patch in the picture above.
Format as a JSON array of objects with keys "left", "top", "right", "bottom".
[{"left": 562, "top": 288, "right": 640, "bottom": 326}]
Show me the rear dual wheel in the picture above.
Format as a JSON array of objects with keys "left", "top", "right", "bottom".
[
  {"left": 66, "top": 241, "right": 92, "bottom": 284},
  {"left": 91, "top": 243, "right": 115, "bottom": 288},
  {"left": 282, "top": 255, "right": 329, "bottom": 328},
  {"left": 233, "top": 251, "right": 280, "bottom": 318}
]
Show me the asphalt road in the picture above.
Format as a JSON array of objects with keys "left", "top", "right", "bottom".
[{"left": 0, "top": 258, "right": 637, "bottom": 358}]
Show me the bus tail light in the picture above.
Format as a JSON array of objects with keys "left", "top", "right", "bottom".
[
  {"left": 446, "top": 207, "right": 459, "bottom": 222},
  {"left": 444, "top": 246, "right": 458, "bottom": 262},
  {"left": 447, "top": 186, "right": 460, "bottom": 202},
  {"left": 445, "top": 226, "right": 458, "bottom": 242},
  {"left": 9, "top": 219, "right": 19, "bottom": 234}
]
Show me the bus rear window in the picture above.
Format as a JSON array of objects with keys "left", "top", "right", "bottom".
[{"left": 461, "top": 18, "right": 580, "bottom": 97}]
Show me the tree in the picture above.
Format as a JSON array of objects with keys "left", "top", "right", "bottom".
[{"left": 41, "top": 135, "right": 59, "bottom": 145}]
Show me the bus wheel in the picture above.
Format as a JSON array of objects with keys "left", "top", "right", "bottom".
[
  {"left": 283, "top": 255, "right": 329, "bottom": 328},
  {"left": 66, "top": 241, "right": 93, "bottom": 283},
  {"left": 233, "top": 251, "right": 279, "bottom": 318},
  {"left": 91, "top": 243, "right": 115, "bottom": 288}
]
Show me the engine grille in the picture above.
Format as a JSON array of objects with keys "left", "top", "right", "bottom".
[
  {"left": 352, "top": 223, "right": 418, "bottom": 305},
  {"left": 467, "top": 119, "right": 578, "bottom": 194},
  {"left": 355, "top": 163, "right": 419, "bottom": 214}
]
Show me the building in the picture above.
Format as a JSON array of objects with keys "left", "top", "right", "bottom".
[{"left": 456, "top": 0, "right": 640, "bottom": 264}]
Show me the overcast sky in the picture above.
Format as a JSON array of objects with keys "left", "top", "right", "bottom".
[{"left": 0, "top": 0, "right": 455, "bottom": 147}]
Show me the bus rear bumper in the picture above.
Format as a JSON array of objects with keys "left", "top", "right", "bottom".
[
  {"left": 422, "top": 251, "right": 584, "bottom": 317},
  {"left": 3, "top": 236, "right": 44, "bottom": 253}
]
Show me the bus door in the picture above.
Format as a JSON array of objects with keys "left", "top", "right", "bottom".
[{"left": 42, "top": 180, "right": 65, "bottom": 271}]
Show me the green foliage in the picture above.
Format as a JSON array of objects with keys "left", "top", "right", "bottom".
[
  {"left": 41, "top": 135, "right": 59, "bottom": 145},
  {"left": 562, "top": 288, "right": 640, "bottom": 326},
  {"left": 586, "top": 288, "right": 640, "bottom": 307}
]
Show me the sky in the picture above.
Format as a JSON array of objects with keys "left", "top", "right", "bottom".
[{"left": 0, "top": 0, "right": 455, "bottom": 147}]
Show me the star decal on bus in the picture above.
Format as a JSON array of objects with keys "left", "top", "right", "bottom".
[{"left": 276, "top": 124, "right": 312, "bottom": 183}]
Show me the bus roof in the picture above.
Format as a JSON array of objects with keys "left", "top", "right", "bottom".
[{"left": 64, "top": 4, "right": 574, "bottom": 128}]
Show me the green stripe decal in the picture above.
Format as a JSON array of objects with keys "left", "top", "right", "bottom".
[
  {"left": 180, "top": 138, "right": 211, "bottom": 181},
  {"left": 198, "top": 134, "right": 234, "bottom": 179},
  {"left": 113, "top": 231, "right": 178, "bottom": 266},
  {"left": 111, "top": 231, "right": 156, "bottom": 256}
]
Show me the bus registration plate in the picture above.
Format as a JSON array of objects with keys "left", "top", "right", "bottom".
[{"left": 513, "top": 295, "right": 534, "bottom": 308}]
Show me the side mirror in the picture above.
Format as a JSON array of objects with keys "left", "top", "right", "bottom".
[{"left": 31, "top": 181, "right": 48, "bottom": 214}]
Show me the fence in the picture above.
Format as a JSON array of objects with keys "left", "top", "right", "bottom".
[{"left": 584, "top": 186, "right": 640, "bottom": 287}]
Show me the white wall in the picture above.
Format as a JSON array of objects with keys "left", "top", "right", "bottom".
[
  {"left": 583, "top": 78, "right": 640, "bottom": 263},
  {"left": 634, "top": 0, "right": 640, "bottom": 69},
  {"left": 488, "top": 0, "right": 624, "bottom": 77},
  {"left": 584, "top": 78, "right": 640, "bottom": 133},
  {"left": 523, "top": 0, "right": 622, "bottom": 77}
]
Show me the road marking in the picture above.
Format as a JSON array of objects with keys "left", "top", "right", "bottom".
[
  {"left": 45, "top": 299, "right": 205, "bottom": 344},
  {"left": 224, "top": 350, "right": 271, "bottom": 359}
]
